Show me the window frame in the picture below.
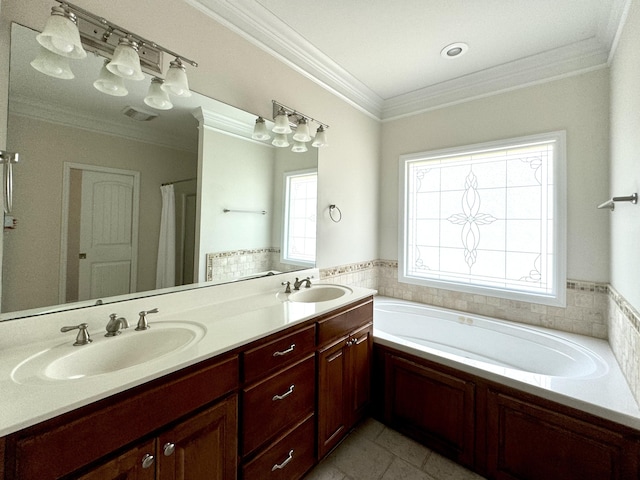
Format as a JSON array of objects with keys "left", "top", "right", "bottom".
[
  {"left": 281, "top": 168, "right": 317, "bottom": 267},
  {"left": 398, "top": 131, "right": 567, "bottom": 307}
]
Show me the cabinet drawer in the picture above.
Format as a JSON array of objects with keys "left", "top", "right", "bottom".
[
  {"left": 317, "top": 298, "right": 373, "bottom": 346},
  {"left": 243, "top": 324, "right": 316, "bottom": 383},
  {"left": 243, "top": 414, "right": 315, "bottom": 480},
  {"left": 242, "top": 355, "right": 315, "bottom": 456},
  {"left": 12, "top": 355, "right": 239, "bottom": 480}
]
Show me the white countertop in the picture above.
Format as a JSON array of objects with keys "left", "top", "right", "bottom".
[{"left": 0, "top": 272, "right": 376, "bottom": 437}]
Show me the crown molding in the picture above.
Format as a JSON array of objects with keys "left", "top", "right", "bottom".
[
  {"left": 9, "top": 94, "right": 195, "bottom": 152},
  {"left": 382, "top": 37, "right": 609, "bottom": 120},
  {"left": 184, "top": 0, "right": 383, "bottom": 120},
  {"left": 187, "top": 0, "right": 626, "bottom": 121},
  {"left": 192, "top": 106, "right": 275, "bottom": 146}
]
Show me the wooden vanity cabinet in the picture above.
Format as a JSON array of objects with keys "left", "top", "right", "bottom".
[
  {"left": 240, "top": 324, "right": 317, "bottom": 480},
  {"left": 4, "top": 354, "right": 239, "bottom": 480},
  {"left": 485, "top": 388, "right": 640, "bottom": 480},
  {"left": 317, "top": 299, "right": 373, "bottom": 458},
  {"left": 375, "top": 344, "right": 640, "bottom": 479},
  {"left": 383, "top": 353, "right": 475, "bottom": 467}
]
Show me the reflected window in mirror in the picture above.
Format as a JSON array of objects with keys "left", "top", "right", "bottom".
[{"left": 283, "top": 170, "right": 317, "bottom": 266}]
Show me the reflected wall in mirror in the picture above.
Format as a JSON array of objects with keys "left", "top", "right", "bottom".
[{"left": 2, "top": 23, "right": 318, "bottom": 321}]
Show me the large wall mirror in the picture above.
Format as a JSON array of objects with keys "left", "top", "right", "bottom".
[{"left": 2, "top": 23, "right": 318, "bottom": 321}]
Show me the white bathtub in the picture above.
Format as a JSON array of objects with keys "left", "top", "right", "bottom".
[{"left": 373, "top": 296, "right": 640, "bottom": 429}]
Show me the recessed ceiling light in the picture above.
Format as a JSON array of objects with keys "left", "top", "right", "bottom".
[{"left": 440, "top": 42, "right": 469, "bottom": 59}]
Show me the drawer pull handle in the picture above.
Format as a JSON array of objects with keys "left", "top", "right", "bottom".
[
  {"left": 273, "top": 343, "right": 295, "bottom": 357},
  {"left": 272, "top": 384, "right": 295, "bottom": 401},
  {"left": 141, "top": 453, "right": 155, "bottom": 469},
  {"left": 271, "top": 449, "right": 294, "bottom": 471}
]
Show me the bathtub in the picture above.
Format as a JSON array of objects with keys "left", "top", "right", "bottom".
[{"left": 373, "top": 296, "right": 640, "bottom": 429}]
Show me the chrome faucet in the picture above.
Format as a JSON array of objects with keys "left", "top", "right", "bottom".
[
  {"left": 60, "top": 323, "right": 92, "bottom": 346},
  {"left": 293, "top": 277, "right": 312, "bottom": 290},
  {"left": 105, "top": 314, "right": 129, "bottom": 337},
  {"left": 136, "top": 308, "right": 159, "bottom": 331}
]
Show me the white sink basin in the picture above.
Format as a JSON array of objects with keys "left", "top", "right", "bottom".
[
  {"left": 288, "top": 284, "right": 352, "bottom": 303},
  {"left": 12, "top": 321, "right": 206, "bottom": 383}
]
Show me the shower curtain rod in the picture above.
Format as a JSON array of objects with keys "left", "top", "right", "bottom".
[{"left": 162, "top": 177, "right": 196, "bottom": 186}]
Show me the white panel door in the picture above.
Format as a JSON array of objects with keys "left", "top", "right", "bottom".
[{"left": 78, "top": 171, "right": 136, "bottom": 300}]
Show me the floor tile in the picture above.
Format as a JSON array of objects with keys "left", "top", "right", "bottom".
[
  {"left": 381, "top": 457, "right": 436, "bottom": 480},
  {"left": 304, "top": 419, "right": 486, "bottom": 480}
]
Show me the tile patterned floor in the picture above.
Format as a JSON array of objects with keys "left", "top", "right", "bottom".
[{"left": 303, "top": 418, "right": 486, "bottom": 480}]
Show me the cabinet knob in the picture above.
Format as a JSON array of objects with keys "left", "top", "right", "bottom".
[
  {"left": 163, "top": 442, "right": 176, "bottom": 456},
  {"left": 141, "top": 453, "right": 155, "bottom": 469}
]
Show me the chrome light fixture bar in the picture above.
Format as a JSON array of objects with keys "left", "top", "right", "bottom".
[
  {"left": 33, "top": 1, "right": 198, "bottom": 110},
  {"left": 267, "top": 100, "right": 329, "bottom": 151},
  {"left": 50, "top": 0, "right": 198, "bottom": 75}
]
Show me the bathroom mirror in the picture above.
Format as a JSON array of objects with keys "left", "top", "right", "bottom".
[{"left": 2, "top": 23, "right": 318, "bottom": 321}]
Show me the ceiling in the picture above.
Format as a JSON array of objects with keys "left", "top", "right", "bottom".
[{"left": 186, "top": 0, "right": 630, "bottom": 120}]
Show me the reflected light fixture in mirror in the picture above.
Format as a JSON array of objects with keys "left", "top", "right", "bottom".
[
  {"left": 272, "top": 133, "right": 290, "bottom": 148},
  {"left": 93, "top": 59, "right": 128, "bottom": 96},
  {"left": 30, "top": 46, "right": 74, "bottom": 79}
]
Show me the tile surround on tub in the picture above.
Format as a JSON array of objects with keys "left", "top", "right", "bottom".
[{"left": 320, "top": 260, "right": 609, "bottom": 339}]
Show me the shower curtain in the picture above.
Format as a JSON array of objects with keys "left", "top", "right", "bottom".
[{"left": 156, "top": 184, "right": 176, "bottom": 288}]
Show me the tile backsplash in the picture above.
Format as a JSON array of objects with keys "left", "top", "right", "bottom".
[{"left": 321, "top": 260, "right": 609, "bottom": 338}]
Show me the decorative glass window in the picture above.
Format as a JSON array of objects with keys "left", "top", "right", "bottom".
[
  {"left": 399, "top": 131, "right": 566, "bottom": 306},
  {"left": 283, "top": 169, "right": 317, "bottom": 266}
]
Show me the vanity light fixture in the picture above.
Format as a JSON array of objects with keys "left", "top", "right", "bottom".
[
  {"left": 144, "top": 78, "right": 173, "bottom": 110},
  {"left": 273, "top": 107, "right": 292, "bottom": 134},
  {"left": 162, "top": 58, "right": 192, "bottom": 97},
  {"left": 107, "top": 36, "right": 145, "bottom": 80},
  {"left": 93, "top": 59, "right": 128, "bottom": 96},
  {"left": 30, "top": 46, "right": 75, "bottom": 79},
  {"left": 267, "top": 100, "right": 330, "bottom": 151},
  {"left": 311, "top": 125, "right": 329, "bottom": 147},
  {"left": 36, "top": 5, "right": 86, "bottom": 59},
  {"left": 252, "top": 117, "right": 271, "bottom": 140},
  {"left": 32, "top": 0, "right": 197, "bottom": 101},
  {"left": 292, "top": 117, "right": 311, "bottom": 142}
]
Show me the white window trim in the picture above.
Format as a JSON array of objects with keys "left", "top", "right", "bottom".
[
  {"left": 398, "top": 131, "right": 567, "bottom": 307},
  {"left": 281, "top": 168, "right": 317, "bottom": 268}
]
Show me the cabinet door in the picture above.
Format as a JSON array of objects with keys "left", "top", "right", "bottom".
[
  {"left": 157, "top": 395, "right": 238, "bottom": 480},
  {"left": 348, "top": 324, "right": 372, "bottom": 427},
  {"left": 75, "top": 439, "right": 156, "bottom": 480},
  {"left": 486, "top": 390, "right": 638, "bottom": 480},
  {"left": 384, "top": 354, "right": 475, "bottom": 467},
  {"left": 317, "top": 337, "right": 348, "bottom": 459}
]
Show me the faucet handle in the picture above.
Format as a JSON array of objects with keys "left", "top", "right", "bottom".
[
  {"left": 60, "top": 323, "right": 92, "bottom": 346},
  {"left": 281, "top": 281, "right": 291, "bottom": 293},
  {"left": 136, "top": 308, "right": 159, "bottom": 331}
]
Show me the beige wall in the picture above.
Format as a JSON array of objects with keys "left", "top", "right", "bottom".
[
  {"left": 610, "top": 0, "right": 640, "bottom": 310},
  {"left": 3, "top": 114, "right": 196, "bottom": 312},
  {"left": 380, "top": 68, "right": 611, "bottom": 283}
]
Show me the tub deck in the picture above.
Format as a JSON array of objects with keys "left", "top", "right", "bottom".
[{"left": 373, "top": 296, "right": 640, "bottom": 430}]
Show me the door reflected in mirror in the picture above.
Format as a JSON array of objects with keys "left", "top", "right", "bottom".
[{"left": 2, "top": 23, "right": 318, "bottom": 321}]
